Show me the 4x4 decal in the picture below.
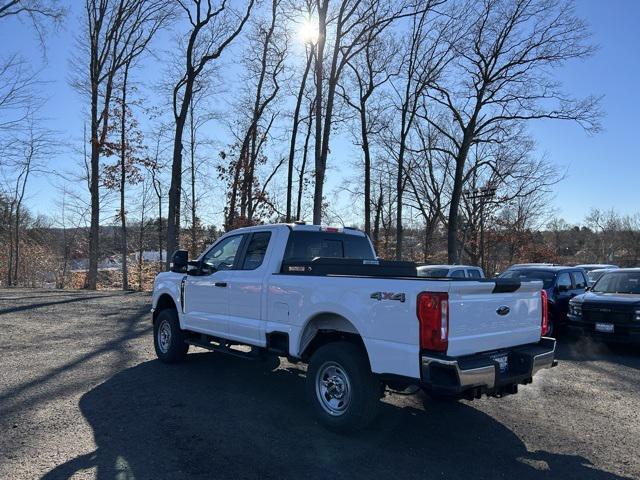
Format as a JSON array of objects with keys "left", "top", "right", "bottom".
[{"left": 370, "top": 292, "right": 406, "bottom": 303}]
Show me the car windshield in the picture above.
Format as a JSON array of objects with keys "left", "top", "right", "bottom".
[
  {"left": 417, "top": 268, "right": 450, "bottom": 278},
  {"left": 499, "top": 269, "right": 555, "bottom": 289},
  {"left": 592, "top": 272, "right": 640, "bottom": 294},
  {"left": 587, "top": 270, "right": 608, "bottom": 284}
]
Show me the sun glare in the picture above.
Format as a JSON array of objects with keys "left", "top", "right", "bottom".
[{"left": 298, "top": 18, "right": 319, "bottom": 44}]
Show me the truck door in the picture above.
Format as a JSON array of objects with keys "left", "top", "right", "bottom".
[
  {"left": 182, "top": 234, "right": 245, "bottom": 337},
  {"left": 227, "top": 231, "right": 272, "bottom": 345}
]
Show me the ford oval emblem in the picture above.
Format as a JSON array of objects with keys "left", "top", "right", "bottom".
[{"left": 496, "top": 306, "right": 510, "bottom": 316}]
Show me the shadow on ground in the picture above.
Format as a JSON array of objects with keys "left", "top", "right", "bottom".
[{"left": 42, "top": 352, "right": 632, "bottom": 480}]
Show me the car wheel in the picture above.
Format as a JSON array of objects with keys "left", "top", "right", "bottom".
[
  {"left": 153, "top": 309, "right": 189, "bottom": 363},
  {"left": 306, "top": 341, "right": 381, "bottom": 432}
]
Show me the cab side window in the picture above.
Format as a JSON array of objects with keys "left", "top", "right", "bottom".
[
  {"left": 241, "top": 232, "right": 272, "bottom": 270},
  {"left": 451, "top": 269, "right": 465, "bottom": 278},
  {"left": 467, "top": 269, "right": 482, "bottom": 278},
  {"left": 556, "top": 272, "right": 572, "bottom": 291},
  {"left": 202, "top": 235, "right": 244, "bottom": 271},
  {"left": 571, "top": 271, "right": 587, "bottom": 289}
]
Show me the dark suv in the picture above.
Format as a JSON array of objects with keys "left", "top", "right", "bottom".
[{"left": 499, "top": 266, "right": 589, "bottom": 336}]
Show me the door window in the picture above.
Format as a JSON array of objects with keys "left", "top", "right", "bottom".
[
  {"left": 556, "top": 272, "right": 572, "bottom": 291},
  {"left": 571, "top": 271, "right": 587, "bottom": 289},
  {"left": 467, "top": 269, "right": 482, "bottom": 278},
  {"left": 202, "top": 235, "right": 244, "bottom": 272},
  {"left": 241, "top": 232, "right": 272, "bottom": 270},
  {"left": 451, "top": 269, "right": 465, "bottom": 278}
]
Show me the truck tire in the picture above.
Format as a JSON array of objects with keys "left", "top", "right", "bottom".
[
  {"left": 306, "top": 341, "right": 381, "bottom": 432},
  {"left": 153, "top": 309, "right": 189, "bottom": 363}
]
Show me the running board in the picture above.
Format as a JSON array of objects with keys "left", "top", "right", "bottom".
[{"left": 185, "top": 337, "right": 264, "bottom": 360}]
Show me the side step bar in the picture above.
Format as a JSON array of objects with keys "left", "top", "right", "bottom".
[{"left": 185, "top": 336, "right": 266, "bottom": 360}]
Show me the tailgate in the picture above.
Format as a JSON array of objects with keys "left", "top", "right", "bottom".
[{"left": 446, "top": 280, "right": 543, "bottom": 356}]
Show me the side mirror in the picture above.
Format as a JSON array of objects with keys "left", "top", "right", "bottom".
[{"left": 170, "top": 250, "right": 188, "bottom": 273}]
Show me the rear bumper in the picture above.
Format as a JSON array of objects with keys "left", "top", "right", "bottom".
[{"left": 420, "top": 337, "right": 556, "bottom": 399}]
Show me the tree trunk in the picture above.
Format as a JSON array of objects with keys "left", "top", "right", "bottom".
[
  {"left": 296, "top": 104, "right": 313, "bottom": 221},
  {"left": 87, "top": 80, "right": 100, "bottom": 289},
  {"left": 359, "top": 98, "right": 372, "bottom": 236},
  {"left": 312, "top": 1, "right": 328, "bottom": 225},
  {"left": 373, "top": 188, "right": 383, "bottom": 254},
  {"left": 166, "top": 112, "right": 187, "bottom": 269},
  {"left": 189, "top": 95, "right": 197, "bottom": 255},
  {"left": 447, "top": 140, "right": 472, "bottom": 264},
  {"left": 13, "top": 205, "right": 20, "bottom": 284},
  {"left": 286, "top": 50, "right": 313, "bottom": 222},
  {"left": 120, "top": 65, "right": 130, "bottom": 291}
]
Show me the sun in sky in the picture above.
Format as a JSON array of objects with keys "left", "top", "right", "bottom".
[{"left": 298, "top": 18, "right": 319, "bottom": 44}]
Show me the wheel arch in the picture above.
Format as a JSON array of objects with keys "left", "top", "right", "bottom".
[
  {"left": 153, "top": 293, "right": 178, "bottom": 324},
  {"left": 298, "top": 312, "right": 369, "bottom": 364}
]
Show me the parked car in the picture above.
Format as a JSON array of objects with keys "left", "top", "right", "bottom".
[
  {"left": 499, "top": 265, "right": 588, "bottom": 336},
  {"left": 417, "top": 264, "right": 485, "bottom": 279},
  {"left": 151, "top": 223, "right": 556, "bottom": 431},
  {"left": 586, "top": 268, "right": 617, "bottom": 288},
  {"left": 568, "top": 268, "right": 640, "bottom": 344},
  {"left": 575, "top": 264, "right": 619, "bottom": 273},
  {"left": 508, "top": 263, "right": 557, "bottom": 269}
]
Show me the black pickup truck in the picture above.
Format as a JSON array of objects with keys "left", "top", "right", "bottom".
[{"left": 568, "top": 268, "right": 640, "bottom": 344}]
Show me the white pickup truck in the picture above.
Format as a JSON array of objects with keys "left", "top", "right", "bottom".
[{"left": 151, "top": 223, "right": 556, "bottom": 431}]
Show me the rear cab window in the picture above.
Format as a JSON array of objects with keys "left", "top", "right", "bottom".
[{"left": 283, "top": 230, "right": 375, "bottom": 262}]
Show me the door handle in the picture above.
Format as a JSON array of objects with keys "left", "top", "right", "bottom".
[{"left": 214, "top": 282, "right": 227, "bottom": 288}]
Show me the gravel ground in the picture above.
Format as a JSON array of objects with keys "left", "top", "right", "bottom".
[{"left": 0, "top": 288, "right": 638, "bottom": 480}]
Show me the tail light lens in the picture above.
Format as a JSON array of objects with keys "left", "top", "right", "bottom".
[
  {"left": 417, "top": 292, "right": 449, "bottom": 352},
  {"left": 541, "top": 289, "right": 550, "bottom": 336}
]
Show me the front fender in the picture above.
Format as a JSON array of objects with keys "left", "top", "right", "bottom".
[{"left": 151, "top": 272, "right": 185, "bottom": 324}]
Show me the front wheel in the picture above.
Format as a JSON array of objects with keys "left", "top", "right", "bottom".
[
  {"left": 153, "top": 309, "right": 189, "bottom": 363},
  {"left": 306, "top": 342, "right": 381, "bottom": 432}
]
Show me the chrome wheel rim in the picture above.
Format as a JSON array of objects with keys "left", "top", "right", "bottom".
[
  {"left": 157, "top": 320, "right": 171, "bottom": 353},
  {"left": 315, "top": 361, "right": 352, "bottom": 416}
]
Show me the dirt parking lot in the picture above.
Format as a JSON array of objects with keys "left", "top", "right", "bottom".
[{"left": 0, "top": 288, "right": 639, "bottom": 480}]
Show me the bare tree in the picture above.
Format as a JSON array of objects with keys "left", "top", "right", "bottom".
[
  {"left": 285, "top": 41, "right": 314, "bottom": 222},
  {"left": 426, "top": 0, "right": 601, "bottom": 263},
  {"left": 382, "top": 4, "right": 452, "bottom": 258},
  {"left": 338, "top": 33, "right": 395, "bottom": 235},
  {"left": 224, "top": 0, "right": 287, "bottom": 229},
  {"left": 0, "top": 0, "right": 64, "bottom": 45},
  {"left": 312, "top": 0, "right": 423, "bottom": 225},
  {"left": 166, "top": 0, "right": 255, "bottom": 268},
  {"left": 2, "top": 112, "right": 56, "bottom": 285},
  {"left": 77, "top": 0, "right": 170, "bottom": 289}
]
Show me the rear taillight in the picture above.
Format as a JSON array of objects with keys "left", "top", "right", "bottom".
[
  {"left": 541, "top": 289, "right": 550, "bottom": 336},
  {"left": 417, "top": 292, "right": 449, "bottom": 352}
]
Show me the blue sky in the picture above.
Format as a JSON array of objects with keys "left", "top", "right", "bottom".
[{"left": 1, "top": 0, "right": 638, "bottom": 225}]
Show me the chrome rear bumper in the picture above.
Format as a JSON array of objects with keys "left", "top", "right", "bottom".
[{"left": 420, "top": 337, "right": 556, "bottom": 397}]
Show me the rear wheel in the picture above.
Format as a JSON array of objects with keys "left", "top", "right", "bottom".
[
  {"left": 153, "top": 309, "right": 189, "bottom": 363},
  {"left": 306, "top": 342, "right": 381, "bottom": 432}
]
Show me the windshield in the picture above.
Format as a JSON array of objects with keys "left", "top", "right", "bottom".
[
  {"left": 592, "top": 272, "right": 640, "bottom": 294},
  {"left": 417, "top": 268, "right": 450, "bottom": 278},
  {"left": 499, "top": 269, "right": 555, "bottom": 289},
  {"left": 587, "top": 270, "right": 608, "bottom": 284}
]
